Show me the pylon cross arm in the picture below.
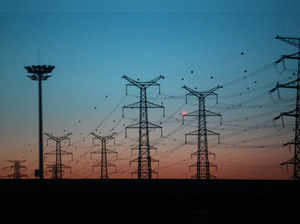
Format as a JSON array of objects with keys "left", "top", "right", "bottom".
[
  {"left": 44, "top": 150, "right": 57, "bottom": 155},
  {"left": 274, "top": 110, "right": 297, "bottom": 120},
  {"left": 276, "top": 35, "right": 300, "bottom": 47},
  {"left": 122, "top": 75, "right": 143, "bottom": 88},
  {"left": 60, "top": 132, "right": 72, "bottom": 140},
  {"left": 205, "top": 109, "right": 220, "bottom": 116},
  {"left": 283, "top": 55, "right": 300, "bottom": 60},
  {"left": 191, "top": 150, "right": 215, "bottom": 158},
  {"left": 206, "top": 129, "right": 220, "bottom": 136},
  {"left": 44, "top": 133, "right": 58, "bottom": 141},
  {"left": 123, "top": 101, "right": 164, "bottom": 109},
  {"left": 185, "top": 129, "right": 220, "bottom": 136},
  {"left": 125, "top": 121, "right": 162, "bottom": 129},
  {"left": 147, "top": 75, "right": 165, "bottom": 84},
  {"left": 123, "top": 101, "right": 141, "bottom": 109},
  {"left": 185, "top": 130, "right": 202, "bottom": 136},
  {"left": 278, "top": 52, "right": 300, "bottom": 61},
  {"left": 183, "top": 110, "right": 200, "bottom": 117},
  {"left": 122, "top": 75, "right": 164, "bottom": 89},
  {"left": 280, "top": 158, "right": 298, "bottom": 166},
  {"left": 284, "top": 141, "right": 295, "bottom": 146},
  {"left": 107, "top": 149, "right": 117, "bottom": 154},
  {"left": 60, "top": 150, "right": 72, "bottom": 155},
  {"left": 183, "top": 86, "right": 201, "bottom": 97},
  {"left": 125, "top": 122, "right": 140, "bottom": 129},
  {"left": 276, "top": 78, "right": 300, "bottom": 89},
  {"left": 276, "top": 84, "right": 299, "bottom": 90}
]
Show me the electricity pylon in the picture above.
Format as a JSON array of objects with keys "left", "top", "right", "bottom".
[
  {"left": 270, "top": 35, "right": 300, "bottom": 180},
  {"left": 46, "top": 163, "right": 71, "bottom": 179},
  {"left": 44, "top": 132, "right": 73, "bottom": 179},
  {"left": 25, "top": 65, "right": 55, "bottom": 179},
  {"left": 90, "top": 132, "right": 118, "bottom": 179},
  {"left": 182, "top": 85, "right": 222, "bottom": 179},
  {"left": 122, "top": 75, "right": 165, "bottom": 179},
  {"left": 2, "top": 160, "right": 27, "bottom": 179}
]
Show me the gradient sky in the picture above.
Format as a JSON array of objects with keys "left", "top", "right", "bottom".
[{"left": 1, "top": 0, "right": 300, "bottom": 179}]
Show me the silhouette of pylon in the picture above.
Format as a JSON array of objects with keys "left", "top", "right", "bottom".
[
  {"left": 122, "top": 75, "right": 165, "bottom": 179},
  {"left": 270, "top": 35, "right": 300, "bottom": 180},
  {"left": 2, "top": 160, "right": 27, "bottom": 179},
  {"left": 182, "top": 85, "right": 222, "bottom": 179},
  {"left": 44, "top": 132, "right": 73, "bottom": 179},
  {"left": 90, "top": 132, "right": 118, "bottom": 179}
]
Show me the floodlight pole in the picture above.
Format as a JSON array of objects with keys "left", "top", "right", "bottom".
[
  {"left": 25, "top": 65, "right": 55, "bottom": 179},
  {"left": 38, "top": 77, "right": 43, "bottom": 179}
]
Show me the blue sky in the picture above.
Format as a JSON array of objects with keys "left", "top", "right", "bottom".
[
  {"left": 1, "top": 0, "right": 300, "bottom": 13},
  {"left": 0, "top": 0, "right": 300, "bottom": 178}
]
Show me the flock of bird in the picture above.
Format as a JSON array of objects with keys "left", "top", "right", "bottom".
[{"left": 1, "top": 50, "right": 297, "bottom": 179}]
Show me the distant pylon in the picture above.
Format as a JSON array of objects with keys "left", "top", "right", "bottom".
[
  {"left": 90, "top": 132, "right": 118, "bottom": 179},
  {"left": 44, "top": 132, "right": 73, "bottom": 179},
  {"left": 270, "top": 35, "right": 300, "bottom": 180},
  {"left": 2, "top": 160, "right": 27, "bottom": 179},
  {"left": 182, "top": 85, "right": 222, "bottom": 179},
  {"left": 46, "top": 163, "right": 71, "bottom": 179},
  {"left": 122, "top": 75, "right": 165, "bottom": 179}
]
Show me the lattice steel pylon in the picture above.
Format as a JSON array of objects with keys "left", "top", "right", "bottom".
[
  {"left": 270, "top": 35, "right": 300, "bottom": 180},
  {"left": 182, "top": 85, "right": 222, "bottom": 179},
  {"left": 2, "top": 160, "right": 27, "bottom": 179},
  {"left": 44, "top": 132, "right": 73, "bottom": 179},
  {"left": 46, "top": 163, "right": 71, "bottom": 179},
  {"left": 122, "top": 75, "right": 165, "bottom": 179},
  {"left": 90, "top": 132, "right": 118, "bottom": 179}
]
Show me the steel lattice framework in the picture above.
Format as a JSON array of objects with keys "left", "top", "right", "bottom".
[
  {"left": 44, "top": 132, "right": 73, "bottom": 179},
  {"left": 270, "top": 35, "right": 300, "bottom": 180},
  {"left": 182, "top": 85, "right": 222, "bottom": 179},
  {"left": 90, "top": 132, "right": 117, "bottom": 179},
  {"left": 122, "top": 75, "right": 165, "bottom": 179},
  {"left": 2, "top": 160, "right": 27, "bottom": 179}
]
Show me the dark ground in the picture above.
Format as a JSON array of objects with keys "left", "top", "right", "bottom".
[{"left": 1, "top": 179, "right": 298, "bottom": 222}]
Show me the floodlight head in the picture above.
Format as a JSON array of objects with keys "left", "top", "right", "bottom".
[
  {"left": 25, "top": 65, "right": 55, "bottom": 75},
  {"left": 42, "top": 75, "right": 52, "bottom": 80},
  {"left": 24, "top": 66, "right": 33, "bottom": 73},
  {"left": 45, "top": 65, "right": 55, "bottom": 73},
  {"left": 27, "top": 75, "right": 38, "bottom": 80}
]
